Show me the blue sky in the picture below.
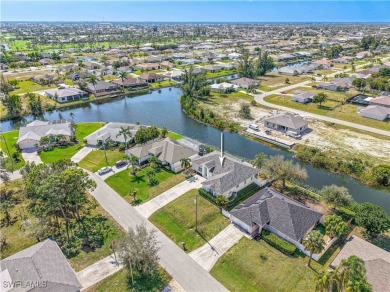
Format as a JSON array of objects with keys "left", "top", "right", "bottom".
[{"left": 2, "top": 1, "right": 389, "bottom": 22}]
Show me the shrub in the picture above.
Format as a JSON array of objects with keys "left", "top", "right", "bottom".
[
  {"left": 337, "top": 207, "right": 356, "bottom": 221},
  {"left": 261, "top": 230, "right": 297, "bottom": 256},
  {"left": 198, "top": 188, "right": 217, "bottom": 204}
]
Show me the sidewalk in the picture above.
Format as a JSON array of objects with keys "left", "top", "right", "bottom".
[
  {"left": 189, "top": 224, "right": 246, "bottom": 271},
  {"left": 71, "top": 146, "right": 95, "bottom": 163},
  {"left": 135, "top": 175, "right": 205, "bottom": 218}
]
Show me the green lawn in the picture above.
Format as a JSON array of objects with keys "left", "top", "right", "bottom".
[
  {"left": 78, "top": 150, "right": 127, "bottom": 172},
  {"left": 149, "top": 189, "right": 230, "bottom": 252},
  {"left": 211, "top": 237, "right": 323, "bottom": 292},
  {"left": 150, "top": 80, "right": 177, "bottom": 88},
  {"left": 105, "top": 167, "right": 183, "bottom": 202},
  {"left": 205, "top": 69, "right": 236, "bottom": 78},
  {"left": 258, "top": 74, "right": 311, "bottom": 90},
  {"left": 209, "top": 91, "right": 253, "bottom": 105},
  {"left": 265, "top": 94, "right": 390, "bottom": 131},
  {"left": 11, "top": 80, "right": 57, "bottom": 95},
  {"left": 86, "top": 266, "right": 171, "bottom": 292},
  {"left": 0, "top": 131, "right": 25, "bottom": 169},
  {"left": 167, "top": 131, "right": 183, "bottom": 140},
  {"left": 39, "top": 122, "right": 105, "bottom": 163}
]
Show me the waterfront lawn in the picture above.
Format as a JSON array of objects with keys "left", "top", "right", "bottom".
[
  {"left": 11, "top": 80, "right": 57, "bottom": 95},
  {"left": 167, "top": 131, "right": 183, "bottom": 140},
  {"left": 78, "top": 150, "right": 127, "bottom": 172},
  {"left": 40, "top": 122, "right": 105, "bottom": 163},
  {"left": 0, "top": 180, "right": 123, "bottom": 272},
  {"left": 105, "top": 167, "right": 184, "bottom": 202},
  {"left": 257, "top": 74, "right": 311, "bottom": 90},
  {"left": 149, "top": 189, "right": 230, "bottom": 252},
  {"left": 0, "top": 130, "right": 25, "bottom": 169},
  {"left": 211, "top": 238, "right": 322, "bottom": 292},
  {"left": 209, "top": 91, "right": 253, "bottom": 105},
  {"left": 264, "top": 94, "right": 390, "bottom": 131},
  {"left": 150, "top": 80, "right": 177, "bottom": 88},
  {"left": 86, "top": 266, "right": 171, "bottom": 292}
]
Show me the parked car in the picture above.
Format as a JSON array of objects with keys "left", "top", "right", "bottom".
[
  {"left": 115, "top": 160, "right": 128, "bottom": 168},
  {"left": 249, "top": 124, "right": 259, "bottom": 131},
  {"left": 265, "top": 130, "right": 272, "bottom": 135},
  {"left": 286, "top": 131, "right": 302, "bottom": 139},
  {"left": 98, "top": 166, "right": 112, "bottom": 175}
]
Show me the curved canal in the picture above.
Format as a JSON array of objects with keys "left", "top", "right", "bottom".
[{"left": 1, "top": 87, "right": 389, "bottom": 213}]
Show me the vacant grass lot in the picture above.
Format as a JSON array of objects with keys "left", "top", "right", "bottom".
[
  {"left": 86, "top": 266, "right": 171, "bottom": 292},
  {"left": 258, "top": 74, "right": 311, "bottom": 90},
  {"left": 0, "top": 130, "right": 25, "bottom": 169},
  {"left": 286, "top": 86, "right": 357, "bottom": 103},
  {"left": 205, "top": 69, "right": 236, "bottom": 78},
  {"left": 105, "top": 167, "right": 184, "bottom": 202},
  {"left": 11, "top": 80, "right": 57, "bottom": 95},
  {"left": 0, "top": 180, "right": 123, "bottom": 272},
  {"left": 40, "top": 122, "right": 105, "bottom": 163},
  {"left": 209, "top": 91, "right": 253, "bottom": 105},
  {"left": 78, "top": 150, "right": 127, "bottom": 172},
  {"left": 150, "top": 189, "right": 229, "bottom": 252},
  {"left": 211, "top": 237, "right": 323, "bottom": 292},
  {"left": 265, "top": 94, "right": 390, "bottom": 131}
]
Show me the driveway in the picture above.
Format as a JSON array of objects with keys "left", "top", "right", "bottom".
[
  {"left": 76, "top": 254, "right": 122, "bottom": 291},
  {"left": 21, "top": 149, "right": 42, "bottom": 164},
  {"left": 95, "top": 164, "right": 129, "bottom": 180},
  {"left": 87, "top": 171, "right": 227, "bottom": 292},
  {"left": 71, "top": 146, "right": 95, "bottom": 163},
  {"left": 135, "top": 175, "right": 205, "bottom": 218},
  {"left": 189, "top": 224, "right": 246, "bottom": 271}
]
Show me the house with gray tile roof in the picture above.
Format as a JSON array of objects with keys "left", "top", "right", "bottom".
[
  {"left": 192, "top": 152, "right": 259, "bottom": 198},
  {"left": 227, "top": 187, "right": 322, "bottom": 248},
  {"left": 126, "top": 138, "right": 198, "bottom": 173},
  {"left": 264, "top": 113, "right": 308, "bottom": 135},
  {"left": 84, "top": 123, "right": 140, "bottom": 146},
  {"left": 17, "top": 120, "right": 73, "bottom": 150},
  {"left": 0, "top": 239, "right": 81, "bottom": 292},
  {"left": 331, "top": 236, "right": 390, "bottom": 292}
]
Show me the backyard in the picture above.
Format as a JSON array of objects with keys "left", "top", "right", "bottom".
[
  {"left": 10, "top": 80, "right": 57, "bottom": 95},
  {"left": 210, "top": 237, "right": 323, "bottom": 292},
  {"left": 149, "top": 189, "right": 230, "bottom": 252},
  {"left": 104, "top": 167, "right": 186, "bottom": 202}
]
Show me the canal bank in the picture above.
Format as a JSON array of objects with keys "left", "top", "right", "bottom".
[{"left": 1, "top": 87, "right": 389, "bottom": 213}]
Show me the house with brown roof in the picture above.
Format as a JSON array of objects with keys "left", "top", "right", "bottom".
[
  {"left": 139, "top": 72, "right": 164, "bottom": 83},
  {"left": 135, "top": 63, "right": 161, "bottom": 70},
  {"left": 112, "top": 77, "right": 148, "bottom": 88},
  {"left": 369, "top": 96, "right": 390, "bottom": 108},
  {"left": 231, "top": 77, "right": 259, "bottom": 89}
]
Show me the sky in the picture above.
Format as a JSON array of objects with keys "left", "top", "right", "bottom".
[{"left": 1, "top": 1, "right": 389, "bottom": 22}]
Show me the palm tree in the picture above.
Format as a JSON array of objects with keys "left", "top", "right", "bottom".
[
  {"left": 128, "top": 189, "right": 137, "bottom": 203},
  {"left": 180, "top": 157, "right": 191, "bottom": 170},
  {"left": 336, "top": 255, "right": 368, "bottom": 291},
  {"left": 315, "top": 271, "right": 334, "bottom": 292},
  {"left": 118, "top": 71, "right": 128, "bottom": 91},
  {"left": 149, "top": 156, "right": 160, "bottom": 170},
  {"left": 128, "top": 154, "right": 138, "bottom": 174},
  {"left": 146, "top": 169, "right": 155, "bottom": 184},
  {"left": 252, "top": 153, "right": 267, "bottom": 169},
  {"left": 302, "top": 230, "right": 325, "bottom": 267},
  {"left": 89, "top": 75, "right": 98, "bottom": 95},
  {"left": 160, "top": 127, "right": 168, "bottom": 138},
  {"left": 116, "top": 126, "right": 132, "bottom": 149}
]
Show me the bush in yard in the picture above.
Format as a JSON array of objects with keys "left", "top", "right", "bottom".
[
  {"left": 216, "top": 196, "right": 228, "bottom": 206},
  {"left": 198, "top": 188, "right": 217, "bottom": 204},
  {"left": 261, "top": 230, "right": 297, "bottom": 256},
  {"left": 336, "top": 207, "right": 356, "bottom": 221}
]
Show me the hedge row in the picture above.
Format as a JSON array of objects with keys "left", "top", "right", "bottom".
[
  {"left": 261, "top": 230, "right": 297, "bottom": 256},
  {"left": 198, "top": 188, "right": 217, "bottom": 204}
]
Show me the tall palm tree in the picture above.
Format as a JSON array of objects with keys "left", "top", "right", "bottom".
[
  {"left": 118, "top": 71, "right": 128, "bottom": 91},
  {"left": 180, "top": 157, "right": 191, "bottom": 170},
  {"left": 336, "top": 255, "right": 368, "bottom": 290},
  {"left": 128, "top": 189, "right": 137, "bottom": 203},
  {"left": 89, "top": 75, "right": 98, "bottom": 95},
  {"left": 116, "top": 126, "right": 132, "bottom": 149},
  {"left": 146, "top": 169, "right": 155, "bottom": 184},
  {"left": 302, "top": 230, "right": 325, "bottom": 267},
  {"left": 128, "top": 154, "right": 138, "bottom": 174}
]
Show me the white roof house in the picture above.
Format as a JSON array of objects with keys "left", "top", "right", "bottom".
[{"left": 210, "top": 82, "right": 239, "bottom": 93}]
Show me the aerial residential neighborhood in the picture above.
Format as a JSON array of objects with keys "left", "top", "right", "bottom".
[{"left": 0, "top": 1, "right": 389, "bottom": 292}]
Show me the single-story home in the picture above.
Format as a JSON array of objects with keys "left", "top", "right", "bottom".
[
  {"left": 192, "top": 152, "right": 260, "bottom": 198},
  {"left": 331, "top": 236, "right": 390, "bottom": 292},
  {"left": 359, "top": 105, "right": 390, "bottom": 121},
  {"left": 45, "top": 87, "right": 89, "bottom": 103},
  {"left": 165, "top": 70, "right": 185, "bottom": 81},
  {"left": 17, "top": 120, "right": 73, "bottom": 150},
  {"left": 317, "top": 77, "right": 355, "bottom": 92},
  {"left": 291, "top": 91, "right": 315, "bottom": 104},
  {"left": 201, "top": 65, "right": 222, "bottom": 73},
  {"left": 356, "top": 51, "right": 373, "bottom": 59},
  {"left": 85, "top": 80, "right": 119, "bottom": 96},
  {"left": 311, "top": 58, "right": 333, "bottom": 69},
  {"left": 264, "top": 113, "right": 308, "bottom": 135},
  {"left": 210, "top": 82, "right": 238, "bottom": 93},
  {"left": 112, "top": 77, "right": 148, "bottom": 88},
  {"left": 0, "top": 238, "right": 81, "bottom": 292},
  {"left": 227, "top": 188, "right": 323, "bottom": 249},
  {"left": 31, "top": 74, "right": 56, "bottom": 85},
  {"left": 139, "top": 73, "right": 164, "bottom": 83},
  {"left": 369, "top": 96, "right": 390, "bottom": 108},
  {"left": 84, "top": 123, "right": 140, "bottom": 146},
  {"left": 126, "top": 138, "right": 198, "bottom": 173},
  {"left": 135, "top": 63, "right": 160, "bottom": 70},
  {"left": 38, "top": 58, "right": 53, "bottom": 66},
  {"left": 231, "top": 77, "right": 259, "bottom": 89}
]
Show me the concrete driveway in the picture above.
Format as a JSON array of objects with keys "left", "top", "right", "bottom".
[
  {"left": 21, "top": 149, "right": 42, "bottom": 164},
  {"left": 71, "top": 146, "right": 95, "bottom": 163},
  {"left": 135, "top": 175, "right": 205, "bottom": 218},
  {"left": 189, "top": 224, "right": 246, "bottom": 271}
]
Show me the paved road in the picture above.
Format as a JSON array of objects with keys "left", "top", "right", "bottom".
[
  {"left": 135, "top": 175, "right": 205, "bottom": 218},
  {"left": 189, "top": 224, "right": 245, "bottom": 271},
  {"left": 87, "top": 171, "right": 227, "bottom": 292},
  {"left": 254, "top": 59, "right": 390, "bottom": 138}
]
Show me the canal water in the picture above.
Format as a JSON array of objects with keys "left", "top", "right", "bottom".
[{"left": 1, "top": 87, "right": 389, "bottom": 213}]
